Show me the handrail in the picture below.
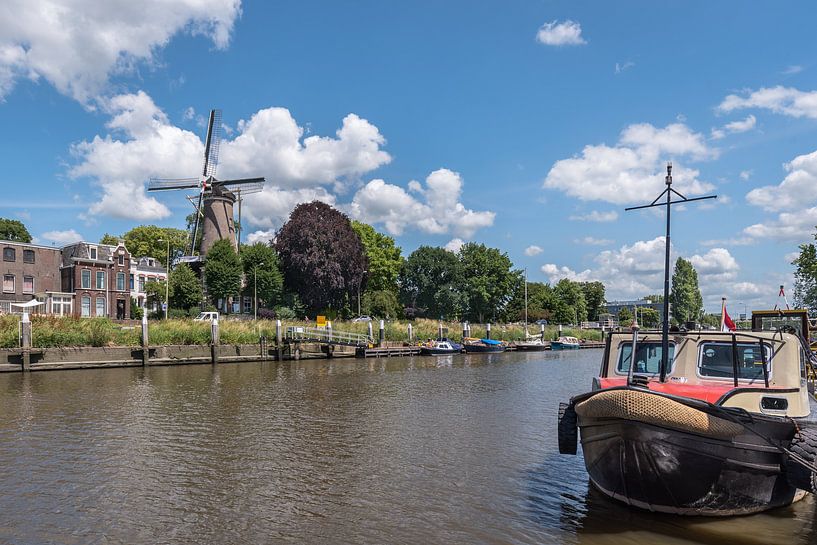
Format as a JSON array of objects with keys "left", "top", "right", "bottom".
[{"left": 284, "top": 326, "right": 372, "bottom": 346}]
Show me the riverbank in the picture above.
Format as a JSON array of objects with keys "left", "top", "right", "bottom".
[{"left": 0, "top": 316, "right": 601, "bottom": 349}]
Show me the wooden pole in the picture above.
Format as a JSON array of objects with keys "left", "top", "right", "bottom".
[
  {"left": 20, "top": 312, "right": 31, "bottom": 371},
  {"left": 276, "top": 319, "right": 283, "bottom": 361},
  {"left": 486, "top": 323, "right": 491, "bottom": 340},
  {"left": 378, "top": 320, "right": 385, "bottom": 347},
  {"left": 211, "top": 315, "right": 219, "bottom": 365},
  {"left": 141, "top": 313, "right": 149, "bottom": 367}
]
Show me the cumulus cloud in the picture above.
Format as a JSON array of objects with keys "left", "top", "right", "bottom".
[
  {"left": 349, "top": 169, "right": 495, "bottom": 238},
  {"left": 444, "top": 238, "right": 465, "bottom": 253},
  {"left": 743, "top": 206, "right": 817, "bottom": 241},
  {"left": 689, "top": 248, "right": 739, "bottom": 282},
  {"left": 40, "top": 229, "right": 83, "bottom": 245},
  {"left": 544, "top": 123, "right": 716, "bottom": 205},
  {"left": 739, "top": 170, "right": 752, "bottom": 180},
  {"left": 535, "top": 20, "right": 586, "bottom": 46},
  {"left": 710, "top": 115, "right": 756, "bottom": 140},
  {"left": 0, "top": 0, "right": 241, "bottom": 103},
  {"left": 70, "top": 91, "right": 390, "bottom": 223},
  {"left": 541, "top": 263, "right": 594, "bottom": 283},
  {"left": 718, "top": 86, "right": 817, "bottom": 119},
  {"left": 524, "top": 245, "right": 543, "bottom": 256},
  {"left": 746, "top": 149, "right": 817, "bottom": 212},
  {"left": 615, "top": 61, "right": 635, "bottom": 74},
  {"left": 569, "top": 210, "right": 619, "bottom": 222}
]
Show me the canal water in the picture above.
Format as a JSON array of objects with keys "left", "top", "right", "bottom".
[{"left": 0, "top": 350, "right": 814, "bottom": 544}]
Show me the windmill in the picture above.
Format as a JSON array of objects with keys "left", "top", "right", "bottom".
[{"left": 147, "top": 109, "right": 265, "bottom": 258}]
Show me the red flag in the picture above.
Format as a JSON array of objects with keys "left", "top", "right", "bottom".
[{"left": 722, "top": 306, "right": 736, "bottom": 331}]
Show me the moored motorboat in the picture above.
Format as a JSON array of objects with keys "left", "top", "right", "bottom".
[
  {"left": 420, "top": 338, "right": 462, "bottom": 355},
  {"left": 551, "top": 336, "right": 580, "bottom": 350},
  {"left": 558, "top": 313, "right": 817, "bottom": 516},
  {"left": 463, "top": 338, "right": 506, "bottom": 353}
]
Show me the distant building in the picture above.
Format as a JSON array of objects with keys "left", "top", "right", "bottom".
[
  {"left": 130, "top": 257, "right": 168, "bottom": 312},
  {"left": 605, "top": 298, "right": 664, "bottom": 318},
  {"left": 1, "top": 239, "right": 133, "bottom": 319}
]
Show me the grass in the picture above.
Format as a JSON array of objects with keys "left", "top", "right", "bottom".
[{"left": 0, "top": 316, "right": 601, "bottom": 349}]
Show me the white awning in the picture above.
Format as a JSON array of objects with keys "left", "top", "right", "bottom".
[{"left": 10, "top": 300, "right": 45, "bottom": 309}]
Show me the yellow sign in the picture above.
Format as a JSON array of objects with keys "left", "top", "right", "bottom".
[{"left": 316, "top": 315, "right": 327, "bottom": 327}]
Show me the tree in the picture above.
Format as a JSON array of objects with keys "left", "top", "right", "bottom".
[
  {"left": 581, "top": 281, "right": 606, "bottom": 321},
  {"left": 351, "top": 221, "right": 403, "bottom": 293},
  {"left": 399, "top": 246, "right": 462, "bottom": 318},
  {"left": 504, "top": 281, "right": 555, "bottom": 322},
  {"left": 204, "top": 239, "right": 243, "bottom": 312},
  {"left": 275, "top": 201, "right": 366, "bottom": 313},
  {"left": 240, "top": 243, "right": 284, "bottom": 309},
  {"left": 635, "top": 307, "right": 660, "bottom": 328},
  {"left": 793, "top": 240, "right": 817, "bottom": 311},
  {"left": 458, "top": 242, "right": 521, "bottom": 322},
  {"left": 553, "top": 279, "right": 588, "bottom": 324},
  {"left": 670, "top": 257, "right": 704, "bottom": 324},
  {"left": 121, "top": 225, "right": 189, "bottom": 267},
  {"left": 0, "top": 218, "right": 32, "bottom": 242},
  {"left": 363, "top": 289, "right": 403, "bottom": 319},
  {"left": 100, "top": 233, "right": 120, "bottom": 245},
  {"left": 144, "top": 279, "right": 167, "bottom": 310},
  {"left": 169, "top": 263, "right": 202, "bottom": 311},
  {"left": 618, "top": 306, "right": 633, "bottom": 326}
]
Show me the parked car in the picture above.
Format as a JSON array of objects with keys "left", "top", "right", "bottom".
[
  {"left": 194, "top": 311, "right": 219, "bottom": 321},
  {"left": 352, "top": 315, "right": 372, "bottom": 322},
  {"left": 534, "top": 319, "right": 548, "bottom": 325}
]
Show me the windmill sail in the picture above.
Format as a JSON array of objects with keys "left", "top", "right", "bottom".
[{"left": 202, "top": 109, "right": 222, "bottom": 178}]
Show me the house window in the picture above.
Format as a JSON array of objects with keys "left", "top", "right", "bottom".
[
  {"left": 129, "top": 274, "right": 134, "bottom": 290},
  {"left": 138, "top": 276, "right": 145, "bottom": 292},
  {"left": 96, "top": 297, "right": 106, "bottom": 317},
  {"left": 23, "top": 249, "right": 35, "bottom": 264},
  {"left": 81, "top": 296, "right": 91, "bottom": 317},
  {"left": 81, "top": 269, "right": 91, "bottom": 289},
  {"left": 243, "top": 297, "right": 252, "bottom": 313},
  {"left": 96, "top": 271, "right": 105, "bottom": 289},
  {"left": 698, "top": 342, "right": 772, "bottom": 381},
  {"left": 118, "top": 254, "right": 124, "bottom": 266},
  {"left": 3, "top": 247, "right": 15, "bottom": 261},
  {"left": 2, "top": 274, "right": 14, "bottom": 293},
  {"left": 89, "top": 247, "right": 97, "bottom": 260},
  {"left": 51, "top": 295, "right": 72, "bottom": 316},
  {"left": 23, "top": 276, "right": 33, "bottom": 294},
  {"left": 117, "top": 272, "right": 125, "bottom": 291}
]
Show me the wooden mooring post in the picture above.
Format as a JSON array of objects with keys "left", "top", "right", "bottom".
[
  {"left": 20, "top": 312, "right": 31, "bottom": 371},
  {"left": 210, "top": 316, "right": 220, "bottom": 365},
  {"left": 276, "top": 319, "right": 283, "bottom": 361},
  {"left": 367, "top": 321, "right": 374, "bottom": 342},
  {"left": 408, "top": 323, "right": 413, "bottom": 343},
  {"left": 378, "top": 320, "right": 385, "bottom": 347},
  {"left": 486, "top": 323, "right": 491, "bottom": 340},
  {"left": 141, "top": 313, "right": 149, "bottom": 366}
]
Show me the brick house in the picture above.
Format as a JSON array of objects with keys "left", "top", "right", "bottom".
[
  {"left": 0, "top": 241, "right": 66, "bottom": 314},
  {"left": 60, "top": 241, "right": 131, "bottom": 319}
]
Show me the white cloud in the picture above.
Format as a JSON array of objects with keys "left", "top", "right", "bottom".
[
  {"left": 524, "top": 245, "right": 543, "bottom": 256},
  {"left": 782, "top": 65, "right": 804, "bottom": 75},
  {"left": 444, "top": 238, "right": 465, "bottom": 253},
  {"left": 746, "top": 149, "right": 817, "bottom": 212},
  {"left": 246, "top": 229, "right": 275, "bottom": 245},
  {"left": 743, "top": 206, "right": 817, "bottom": 241},
  {"left": 785, "top": 251, "right": 800, "bottom": 263},
  {"left": 40, "top": 229, "right": 83, "bottom": 245},
  {"left": 70, "top": 91, "right": 390, "bottom": 224},
  {"left": 0, "top": 0, "right": 241, "bottom": 103},
  {"left": 540, "top": 263, "right": 594, "bottom": 283},
  {"left": 710, "top": 115, "right": 756, "bottom": 140},
  {"left": 700, "top": 237, "right": 754, "bottom": 247},
  {"left": 739, "top": 170, "right": 752, "bottom": 180},
  {"left": 615, "top": 61, "right": 635, "bottom": 74},
  {"left": 688, "top": 248, "right": 739, "bottom": 282},
  {"left": 544, "top": 122, "right": 716, "bottom": 205},
  {"left": 718, "top": 86, "right": 817, "bottom": 119},
  {"left": 575, "top": 236, "right": 613, "bottom": 246},
  {"left": 349, "top": 169, "right": 495, "bottom": 238},
  {"left": 535, "top": 20, "right": 586, "bottom": 46},
  {"left": 569, "top": 210, "right": 619, "bottom": 222}
]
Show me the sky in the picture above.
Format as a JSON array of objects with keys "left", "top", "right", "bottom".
[{"left": 2, "top": 1, "right": 817, "bottom": 313}]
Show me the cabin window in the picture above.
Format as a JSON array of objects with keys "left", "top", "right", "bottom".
[
  {"left": 23, "top": 249, "right": 35, "bottom": 263},
  {"left": 697, "top": 342, "right": 772, "bottom": 381},
  {"left": 616, "top": 341, "right": 675, "bottom": 375}
]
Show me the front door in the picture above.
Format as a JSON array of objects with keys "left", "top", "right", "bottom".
[{"left": 116, "top": 299, "right": 125, "bottom": 320}]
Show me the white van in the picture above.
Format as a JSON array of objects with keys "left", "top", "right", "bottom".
[{"left": 194, "top": 311, "right": 219, "bottom": 321}]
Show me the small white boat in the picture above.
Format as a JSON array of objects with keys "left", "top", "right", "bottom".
[{"left": 551, "top": 336, "right": 580, "bottom": 350}]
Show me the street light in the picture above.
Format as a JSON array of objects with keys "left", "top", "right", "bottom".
[
  {"left": 357, "top": 269, "right": 367, "bottom": 317},
  {"left": 254, "top": 262, "right": 265, "bottom": 321},
  {"left": 157, "top": 238, "right": 171, "bottom": 319}
]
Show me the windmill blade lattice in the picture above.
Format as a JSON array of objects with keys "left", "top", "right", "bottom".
[{"left": 202, "top": 109, "right": 222, "bottom": 179}]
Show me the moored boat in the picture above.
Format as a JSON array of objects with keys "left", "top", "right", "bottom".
[
  {"left": 513, "top": 337, "right": 548, "bottom": 351},
  {"left": 420, "top": 338, "right": 462, "bottom": 355},
  {"left": 463, "top": 338, "right": 506, "bottom": 353},
  {"left": 558, "top": 312, "right": 817, "bottom": 516},
  {"left": 551, "top": 336, "right": 580, "bottom": 350}
]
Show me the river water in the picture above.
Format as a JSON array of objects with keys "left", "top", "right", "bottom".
[{"left": 0, "top": 350, "right": 814, "bottom": 544}]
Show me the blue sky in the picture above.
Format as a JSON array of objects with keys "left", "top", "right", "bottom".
[{"left": 2, "top": 1, "right": 817, "bottom": 312}]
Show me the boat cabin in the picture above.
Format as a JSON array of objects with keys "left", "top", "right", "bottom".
[{"left": 595, "top": 330, "right": 814, "bottom": 418}]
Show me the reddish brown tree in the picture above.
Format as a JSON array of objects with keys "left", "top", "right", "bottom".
[{"left": 275, "top": 201, "right": 367, "bottom": 313}]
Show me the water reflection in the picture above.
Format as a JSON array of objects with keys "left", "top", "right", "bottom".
[{"left": 0, "top": 351, "right": 814, "bottom": 544}]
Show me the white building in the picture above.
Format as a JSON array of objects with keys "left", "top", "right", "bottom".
[{"left": 130, "top": 257, "right": 167, "bottom": 312}]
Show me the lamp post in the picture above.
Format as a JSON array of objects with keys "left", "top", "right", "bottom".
[
  {"left": 254, "top": 262, "right": 265, "bottom": 321},
  {"left": 157, "top": 238, "right": 171, "bottom": 319},
  {"left": 357, "top": 269, "right": 367, "bottom": 317}
]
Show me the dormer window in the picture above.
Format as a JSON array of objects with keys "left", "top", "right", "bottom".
[
  {"left": 118, "top": 254, "right": 124, "bottom": 266},
  {"left": 89, "top": 246, "right": 97, "bottom": 260}
]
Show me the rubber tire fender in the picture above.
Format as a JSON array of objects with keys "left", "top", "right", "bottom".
[
  {"left": 558, "top": 402, "right": 578, "bottom": 455},
  {"left": 784, "top": 424, "right": 817, "bottom": 493}
]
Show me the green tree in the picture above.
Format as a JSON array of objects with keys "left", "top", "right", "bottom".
[
  {"left": 240, "top": 243, "right": 284, "bottom": 310},
  {"left": 635, "top": 307, "right": 660, "bottom": 328},
  {"left": 618, "top": 306, "right": 633, "bottom": 326},
  {"left": 793, "top": 240, "right": 817, "bottom": 310},
  {"left": 275, "top": 201, "right": 367, "bottom": 313},
  {"left": 0, "top": 218, "right": 32, "bottom": 242},
  {"left": 399, "top": 246, "right": 462, "bottom": 318},
  {"left": 458, "top": 242, "right": 521, "bottom": 322},
  {"left": 700, "top": 313, "right": 721, "bottom": 329},
  {"left": 204, "top": 239, "right": 243, "bottom": 312},
  {"left": 104, "top": 225, "right": 191, "bottom": 267},
  {"left": 363, "top": 289, "right": 403, "bottom": 319},
  {"left": 553, "top": 279, "right": 588, "bottom": 324},
  {"left": 504, "top": 281, "right": 556, "bottom": 322},
  {"left": 670, "top": 257, "right": 704, "bottom": 323},
  {"left": 581, "top": 281, "right": 606, "bottom": 321},
  {"left": 144, "top": 279, "right": 167, "bottom": 312},
  {"left": 351, "top": 221, "right": 403, "bottom": 293},
  {"left": 169, "top": 263, "right": 202, "bottom": 311},
  {"left": 99, "top": 233, "right": 120, "bottom": 245}
]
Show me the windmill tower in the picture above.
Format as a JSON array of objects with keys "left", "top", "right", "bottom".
[{"left": 147, "top": 110, "right": 265, "bottom": 258}]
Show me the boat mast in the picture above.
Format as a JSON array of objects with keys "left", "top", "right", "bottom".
[
  {"left": 524, "top": 268, "right": 528, "bottom": 336},
  {"left": 625, "top": 163, "right": 716, "bottom": 382}
]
